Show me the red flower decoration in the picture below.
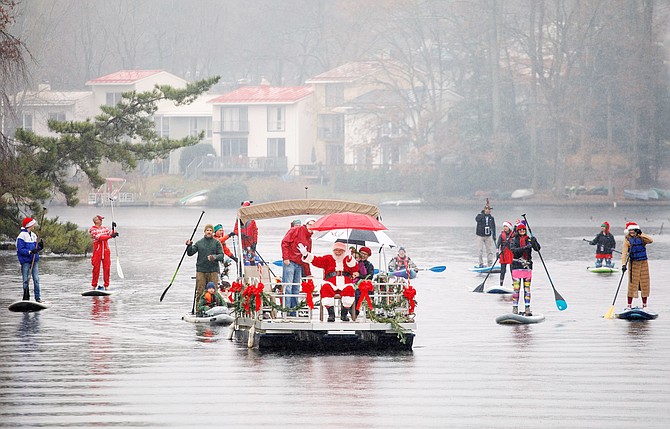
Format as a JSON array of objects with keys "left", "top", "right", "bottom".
[
  {"left": 254, "top": 283, "right": 264, "bottom": 312},
  {"left": 301, "top": 279, "right": 315, "bottom": 309}
]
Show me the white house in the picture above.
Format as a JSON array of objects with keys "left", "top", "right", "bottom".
[
  {"left": 85, "top": 70, "right": 188, "bottom": 110},
  {"left": 207, "top": 82, "right": 315, "bottom": 177}
]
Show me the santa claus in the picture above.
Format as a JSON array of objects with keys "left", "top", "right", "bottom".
[{"left": 299, "top": 241, "right": 358, "bottom": 322}]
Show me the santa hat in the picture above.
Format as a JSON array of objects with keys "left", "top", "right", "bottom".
[
  {"left": 515, "top": 220, "right": 526, "bottom": 230},
  {"left": 22, "top": 217, "right": 36, "bottom": 228},
  {"left": 333, "top": 242, "right": 347, "bottom": 251},
  {"left": 625, "top": 222, "right": 639, "bottom": 233},
  {"left": 503, "top": 221, "right": 513, "bottom": 231},
  {"left": 359, "top": 246, "right": 372, "bottom": 256}
]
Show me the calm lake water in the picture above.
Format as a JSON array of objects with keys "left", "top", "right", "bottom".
[{"left": 1, "top": 204, "right": 669, "bottom": 428}]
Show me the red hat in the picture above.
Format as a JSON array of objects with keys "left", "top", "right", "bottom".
[
  {"left": 359, "top": 246, "right": 372, "bottom": 256},
  {"left": 22, "top": 217, "right": 36, "bottom": 228},
  {"left": 93, "top": 214, "right": 104, "bottom": 222},
  {"left": 241, "top": 201, "right": 252, "bottom": 207},
  {"left": 625, "top": 222, "right": 639, "bottom": 233}
]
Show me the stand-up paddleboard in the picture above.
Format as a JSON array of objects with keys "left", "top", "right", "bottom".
[
  {"left": 485, "top": 286, "right": 513, "bottom": 294},
  {"left": 616, "top": 307, "right": 658, "bottom": 320},
  {"left": 8, "top": 300, "right": 50, "bottom": 312},
  {"left": 82, "top": 289, "right": 113, "bottom": 297},
  {"left": 470, "top": 265, "right": 501, "bottom": 274},
  {"left": 496, "top": 312, "right": 545, "bottom": 325},
  {"left": 588, "top": 266, "right": 619, "bottom": 274}
]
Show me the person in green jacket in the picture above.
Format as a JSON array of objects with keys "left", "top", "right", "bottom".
[
  {"left": 196, "top": 282, "right": 226, "bottom": 316},
  {"left": 186, "top": 224, "right": 224, "bottom": 301}
]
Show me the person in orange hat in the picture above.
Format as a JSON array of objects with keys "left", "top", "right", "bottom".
[{"left": 89, "top": 214, "right": 118, "bottom": 290}]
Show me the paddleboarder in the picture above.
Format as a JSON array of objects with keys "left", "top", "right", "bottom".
[
  {"left": 509, "top": 220, "right": 540, "bottom": 316},
  {"left": 186, "top": 224, "right": 225, "bottom": 303},
  {"left": 16, "top": 217, "right": 44, "bottom": 301},
  {"left": 497, "top": 221, "right": 515, "bottom": 287},
  {"left": 475, "top": 201, "right": 496, "bottom": 268},
  {"left": 621, "top": 222, "right": 653, "bottom": 310},
  {"left": 588, "top": 222, "right": 616, "bottom": 268},
  {"left": 89, "top": 215, "right": 118, "bottom": 290}
]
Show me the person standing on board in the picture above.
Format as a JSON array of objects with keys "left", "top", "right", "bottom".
[
  {"left": 300, "top": 241, "right": 358, "bottom": 322},
  {"left": 588, "top": 222, "right": 616, "bottom": 268},
  {"left": 280, "top": 217, "right": 316, "bottom": 315},
  {"left": 89, "top": 214, "right": 118, "bottom": 290},
  {"left": 475, "top": 201, "right": 496, "bottom": 268},
  {"left": 621, "top": 222, "right": 653, "bottom": 310},
  {"left": 509, "top": 220, "right": 540, "bottom": 316},
  {"left": 213, "top": 224, "right": 237, "bottom": 263},
  {"left": 16, "top": 217, "right": 44, "bottom": 301},
  {"left": 186, "top": 224, "right": 225, "bottom": 302},
  {"left": 497, "top": 221, "right": 515, "bottom": 287},
  {"left": 234, "top": 201, "right": 259, "bottom": 265}
]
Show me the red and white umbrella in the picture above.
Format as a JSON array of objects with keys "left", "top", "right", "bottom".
[{"left": 317, "top": 228, "right": 396, "bottom": 247}]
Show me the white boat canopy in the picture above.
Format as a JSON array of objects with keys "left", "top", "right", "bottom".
[{"left": 237, "top": 199, "right": 381, "bottom": 223}]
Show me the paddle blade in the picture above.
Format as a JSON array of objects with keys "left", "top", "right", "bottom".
[
  {"left": 116, "top": 258, "right": 124, "bottom": 279},
  {"left": 273, "top": 260, "right": 283, "bottom": 267},
  {"left": 555, "top": 299, "right": 568, "bottom": 311},
  {"left": 429, "top": 265, "right": 446, "bottom": 272},
  {"left": 472, "top": 282, "right": 485, "bottom": 293},
  {"left": 603, "top": 305, "right": 615, "bottom": 319}
]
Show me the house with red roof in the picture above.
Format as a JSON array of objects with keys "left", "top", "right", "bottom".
[
  {"left": 204, "top": 80, "right": 315, "bottom": 178},
  {"left": 85, "top": 70, "right": 188, "bottom": 109}
]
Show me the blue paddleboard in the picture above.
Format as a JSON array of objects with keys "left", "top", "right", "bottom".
[
  {"left": 616, "top": 307, "right": 658, "bottom": 320},
  {"left": 470, "top": 265, "right": 501, "bottom": 274}
]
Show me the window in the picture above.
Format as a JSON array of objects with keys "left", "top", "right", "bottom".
[
  {"left": 267, "top": 138, "right": 286, "bottom": 158},
  {"left": 22, "top": 113, "right": 33, "bottom": 131},
  {"left": 220, "top": 107, "right": 248, "bottom": 132},
  {"left": 190, "top": 117, "right": 212, "bottom": 138},
  {"left": 325, "top": 84, "right": 344, "bottom": 107},
  {"left": 106, "top": 92, "right": 123, "bottom": 106},
  {"left": 317, "top": 114, "right": 344, "bottom": 140},
  {"left": 221, "top": 138, "right": 248, "bottom": 157},
  {"left": 48, "top": 112, "right": 66, "bottom": 121},
  {"left": 267, "top": 106, "right": 285, "bottom": 131},
  {"left": 154, "top": 115, "right": 170, "bottom": 137}
]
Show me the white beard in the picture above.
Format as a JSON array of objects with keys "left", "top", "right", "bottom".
[{"left": 332, "top": 252, "right": 345, "bottom": 270}]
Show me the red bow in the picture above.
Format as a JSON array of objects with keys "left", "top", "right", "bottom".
[
  {"left": 356, "top": 280, "right": 374, "bottom": 311},
  {"left": 229, "top": 281, "right": 243, "bottom": 303},
  {"left": 254, "top": 283, "right": 264, "bottom": 312},
  {"left": 403, "top": 285, "right": 417, "bottom": 313},
  {"left": 241, "top": 285, "right": 254, "bottom": 313},
  {"left": 301, "top": 279, "right": 315, "bottom": 309}
]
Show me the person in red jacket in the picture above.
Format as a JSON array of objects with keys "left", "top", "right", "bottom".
[
  {"left": 497, "top": 221, "right": 515, "bottom": 287},
  {"left": 89, "top": 214, "right": 118, "bottom": 290},
  {"left": 234, "top": 201, "right": 258, "bottom": 265},
  {"left": 301, "top": 241, "right": 358, "bottom": 322},
  {"left": 280, "top": 218, "right": 316, "bottom": 315}
]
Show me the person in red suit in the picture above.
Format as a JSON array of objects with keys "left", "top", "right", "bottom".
[
  {"left": 89, "top": 214, "right": 118, "bottom": 290},
  {"left": 300, "top": 241, "right": 358, "bottom": 322}
]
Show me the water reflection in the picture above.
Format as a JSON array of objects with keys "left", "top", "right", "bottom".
[
  {"left": 18, "top": 311, "right": 41, "bottom": 338},
  {"left": 91, "top": 296, "right": 111, "bottom": 321}
]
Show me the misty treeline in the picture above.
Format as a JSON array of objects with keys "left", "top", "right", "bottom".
[{"left": 3, "top": 0, "right": 670, "bottom": 198}]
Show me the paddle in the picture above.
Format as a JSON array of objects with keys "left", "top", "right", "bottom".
[
  {"left": 472, "top": 251, "right": 500, "bottom": 293},
  {"left": 604, "top": 253, "right": 631, "bottom": 319},
  {"left": 373, "top": 265, "right": 446, "bottom": 274},
  {"left": 582, "top": 238, "right": 621, "bottom": 254},
  {"left": 522, "top": 214, "right": 567, "bottom": 311},
  {"left": 160, "top": 210, "right": 205, "bottom": 302},
  {"left": 109, "top": 197, "right": 124, "bottom": 279}
]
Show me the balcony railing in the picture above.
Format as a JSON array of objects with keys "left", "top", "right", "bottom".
[
  {"left": 213, "top": 120, "right": 250, "bottom": 134},
  {"left": 185, "top": 155, "right": 287, "bottom": 178}
]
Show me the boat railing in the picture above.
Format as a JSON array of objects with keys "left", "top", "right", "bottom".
[{"left": 232, "top": 276, "right": 415, "bottom": 322}]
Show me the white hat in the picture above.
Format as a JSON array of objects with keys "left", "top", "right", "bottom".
[{"left": 625, "top": 222, "right": 639, "bottom": 233}]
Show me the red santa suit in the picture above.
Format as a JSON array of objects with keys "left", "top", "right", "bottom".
[
  {"left": 89, "top": 224, "right": 112, "bottom": 288},
  {"left": 303, "top": 246, "right": 358, "bottom": 309}
]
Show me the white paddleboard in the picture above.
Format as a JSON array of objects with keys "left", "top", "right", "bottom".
[
  {"left": 8, "top": 300, "right": 50, "bottom": 312},
  {"left": 496, "top": 312, "right": 545, "bottom": 325},
  {"left": 82, "top": 289, "right": 113, "bottom": 297}
]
